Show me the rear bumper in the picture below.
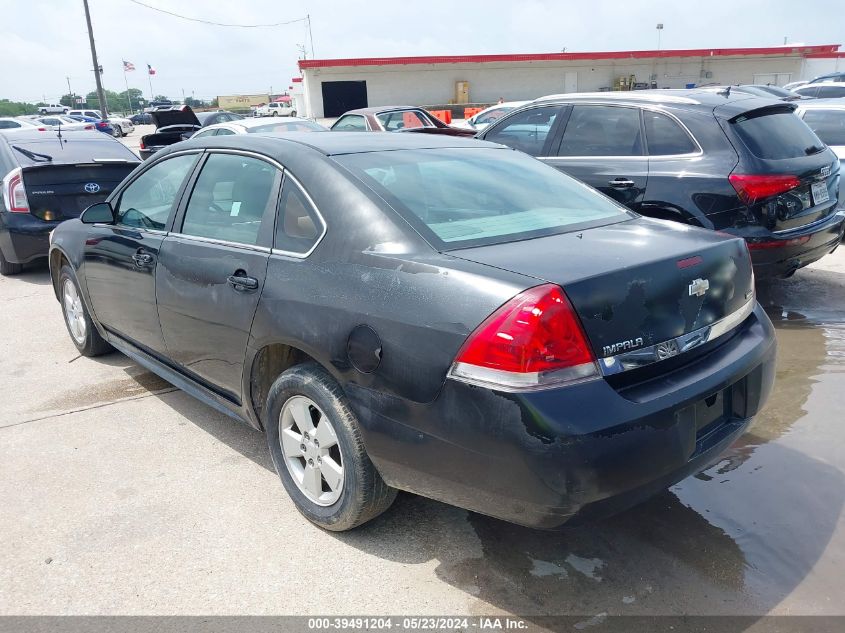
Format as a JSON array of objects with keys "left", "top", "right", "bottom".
[
  {"left": 0, "top": 212, "right": 59, "bottom": 264},
  {"left": 347, "top": 304, "right": 776, "bottom": 528},
  {"left": 746, "top": 209, "right": 845, "bottom": 278}
]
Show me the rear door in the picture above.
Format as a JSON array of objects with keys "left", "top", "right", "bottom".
[
  {"left": 83, "top": 152, "right": 200, "bottom": 354},
  {"left": 155, "top": 151, "right": 281, "bottom": 401},
  {"left": 544, "top": 104, "right": 649, "bottom": 208}
]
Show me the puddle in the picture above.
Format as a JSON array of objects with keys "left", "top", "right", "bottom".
[{"left": 36, "top": 371, "right": 173, "bottom": 412}]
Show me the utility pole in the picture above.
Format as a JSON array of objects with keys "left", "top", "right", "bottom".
[
  {"left": 66, "top": 76, "right": 73, "bottom": 100},
  {"left": 82, "top": 0, "right": 108, "bottom": 117},
  {"left": 307, "top": 14, "right": 315, "bottom": 58}
]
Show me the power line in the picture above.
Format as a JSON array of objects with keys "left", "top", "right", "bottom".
[{"left": 125, "top": 0, "right": 307, "bottom": 28}]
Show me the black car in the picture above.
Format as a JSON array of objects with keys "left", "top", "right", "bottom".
[
  {"left": 49, "top": 133, "right": 775, "bottom": 531},
  {"left": 478, "top": 90, "right": 844, "bottom": 278},
  {"left": 139, "top": 106, "right": 245, "bottom": 159},
  {"left": 0, "top": 129, "right": 139, "bottom": 275},
  {"left": 130, "top": 112, "right": 153, "bottom": 125}
]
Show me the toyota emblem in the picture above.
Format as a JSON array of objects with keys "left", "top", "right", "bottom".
[{"left": 84, "top": 182, "right": 100, "bottom": 194}]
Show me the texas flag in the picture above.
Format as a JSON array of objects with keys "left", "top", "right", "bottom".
[
  {"left": 123, "top": 60, "right": 135, "bottom": 72},
  {"left": 147, "top": 64, "right": 156, "bottom": 76}
]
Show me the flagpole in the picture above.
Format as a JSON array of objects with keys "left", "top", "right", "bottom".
[
  {"left": 123, "top": 67, "right": 133, "bottom": 114},
  {"left": 148, "top": 65, "right": 154, "bottom": 102}
]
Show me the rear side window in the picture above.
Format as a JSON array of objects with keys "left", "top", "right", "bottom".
[
  {"left": 181, "top": 153, "right": 280, "bottom": 246},
  {"left": 558, "top": 106, "right": 643, "bottom": 157},
  {"left": 377, "top": 110, "right": 432, "bottom": 131},
  {"left": 0, "top": 120, "right": 22, "bottom": 129},
  {"left": 275, "top": 177, "right": 324, "bottom": 254},
  {"left": 644, "top": 111, "right": 697, "bottom": 155},
  {"left": 732, "top": 109, "right": 826, "bottom": 159},
  {"left": 795, "top": 86, "right": 819, "bottom": 98},
  {"left": 484, "top": 106, "right": 560, "bottom": 155},
  {"left": 333, "top": 115, "right": 367, "bottom": 131},
  {"left": 802, "top": 110, "right": 845, "bottom": 147}
]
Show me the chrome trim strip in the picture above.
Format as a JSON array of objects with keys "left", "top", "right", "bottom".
[
  {"left": 168, "top": 232, "right": 271, "bottom": 253},
  {"left": 599, "top": 298, "right": 755, "bottom": 376}
]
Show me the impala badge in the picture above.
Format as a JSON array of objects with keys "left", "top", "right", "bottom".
[{"left": 689, "top": 278, "right": 710, "bottom": 297}]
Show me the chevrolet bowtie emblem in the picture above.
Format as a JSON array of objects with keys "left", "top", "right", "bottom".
[{"left": 689, "top": 278, "right": 710, "bottom": 297}]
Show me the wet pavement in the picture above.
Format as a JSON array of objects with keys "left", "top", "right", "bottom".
[{"left": 1, "top": 252, "right": 844, "bottom": 627}]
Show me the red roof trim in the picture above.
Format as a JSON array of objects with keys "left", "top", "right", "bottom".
[{"left": 299, "top": 45, "right": 840, "bottom": 70}]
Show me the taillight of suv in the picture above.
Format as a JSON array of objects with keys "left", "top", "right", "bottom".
[{"left": 728, "top": 174, "right": 801, "bottom": 206}]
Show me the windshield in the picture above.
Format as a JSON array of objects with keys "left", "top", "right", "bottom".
[
  {"left": 802, "top": 110, "right": 845, "bottom": 146},
  {"left": 249, "top": 121, "right": 324, "bottom": 133},
  {"left": 336, "top": 147, "right": 630, "bottom": 250}
]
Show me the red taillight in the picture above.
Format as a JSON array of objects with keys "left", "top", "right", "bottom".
[
  {"left": 37, "top": 127, "right": 47, "bottom": 131},
  {"left": 139, "top": 139, "right": 145, "bottom": 149},
  {"left": 729, "top": 173, "right": 800, "bottom": 205},
  {"left": 84, "top": 124, "right": 94, "bottom": 130},
  {"left": 747, "top": 235, "right": 811, "bottom": 250},
  {"left": 448, "top": 284, "right": 598, "bottom": 390},
  {"left": 2, "top": 168, "right": 30, "bottom": 213}
]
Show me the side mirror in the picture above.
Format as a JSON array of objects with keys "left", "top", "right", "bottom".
[{"left": 80, "top": 201, "right": 115, "bottom": 224}]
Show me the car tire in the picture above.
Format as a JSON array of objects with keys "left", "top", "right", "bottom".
[
  {"left": 112, "top": 125, "right": 122, "bottom": 138},
  {"left": 290, "top": 110, "right": 297, "bottom": 117},
  {"left": 58, "top": 265, "right": 112, "bottom": 357},
  {"left": 0, "top": 248, "right": 23, "bottom": 276},
  {"left": 265, "top": 362, "right": 397, "bottom": 531}
]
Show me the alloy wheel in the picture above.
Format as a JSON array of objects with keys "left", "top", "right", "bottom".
[
  {"left": 62, "top": 279, "right": 87, "bottom": 345},
  {"left": 279, "top": 396, "right": 344, "bottom": 506}
]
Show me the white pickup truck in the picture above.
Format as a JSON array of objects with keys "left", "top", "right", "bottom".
[
  {"left": 39, "top": 103, "right": 69, "bottom": 114},
  {"left": 254, "top": 101, "right": 296, "bottom": 117}
]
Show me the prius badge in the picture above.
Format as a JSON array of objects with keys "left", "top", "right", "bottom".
[{"left": 688, "top": 278, "right": 710, "bottom": 297}]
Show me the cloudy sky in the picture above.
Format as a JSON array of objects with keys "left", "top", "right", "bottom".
[{"left": 2, "top": 0, "right": 843, "bottom": 104}]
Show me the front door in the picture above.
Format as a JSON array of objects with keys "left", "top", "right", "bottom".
[
  {"left": 83, "top": 153, "right": 199, "bottom": 354},
  {"left": 545, "top": 104, "right": 649, "bottom": 209},
  {"left": 156, "top": 151, "right": 281, "bottom": 401}
]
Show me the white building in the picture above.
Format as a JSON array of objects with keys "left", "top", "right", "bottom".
[{"left": 298, "top": 44, "right": 844, "bottom": 118}]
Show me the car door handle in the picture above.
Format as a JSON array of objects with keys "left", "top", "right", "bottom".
[
  {"left": 227, "top": 273, "right": 259, "bottom": 292},
  {"left": 132, "top": 252, "right": 154, "bottom": 266},
  {"left": 608, "top": 178, "right": 636, "bottom": 188}
]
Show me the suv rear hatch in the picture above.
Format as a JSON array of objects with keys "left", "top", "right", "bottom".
[
  {"left": 717, "top": 103, "right": 840, "bottom": 233},
  {"left": 10, "top": 135, "right": 139, "bottom": 221},
  {"left": 452, "top": 220, "right": 755, "bottom": 370}
]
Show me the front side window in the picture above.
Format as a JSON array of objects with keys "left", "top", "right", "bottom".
[
  {"left": 484, "top": 106, "right": 560, "bottom": 155},
  {"left": 558, "top": 105, "right": 643, "bottom": 157},
  {"left": 115, "top": 154, "right": 197, "bottom": 230},
  {"left": 644, "top": 111, "right": 697, "bottom": 155},
  {"left": 332, "top": 115, "right": 367, "bottom": 131},
  {"left": 215, "top": 128, "right": 236, "bottom": 136},
  {"left": 337, "top": 147, "right": 629, "bottom": 250},
  {"left": 802, "top": 110, "right": 845, "bottom": 147},
  {"left": 376, "top": 110, "right": 433, "bottom": 131},
  {"left": 275, "top": 177, "right": 324, "bottom": 254},
  {"left": 181, "top": 153, "right": 279, "bottom": 246}
]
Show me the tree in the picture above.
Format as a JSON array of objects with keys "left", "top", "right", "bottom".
[
  {"left": 60, "top": 93, "right": 80, "bottom": 107},
  {"left": 118, "top": 88, "right": 143, "bottom": 111},
  {"left": 0, "top": 99, "right": 38, "bottom": 117},
  {"left": 153, "top": 94, "right": 170, "bottom": 102},
  {"left": 84, "top": 89, "right": 122, "bottom": 112},
  {"left": 184, "top": 96, "right": 206, "bottom": 108},
  {"left": 210, "top": 97, "right": 219, "bottom": 108}
]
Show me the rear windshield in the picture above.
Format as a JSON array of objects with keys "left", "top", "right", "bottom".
[
  {"left": 7, "top": 134, "right": 139, "bottom": 166},
  {"left": 802, "top": 110, "right": 845, "bottom": 147},
  {"left": 732, "top": 109, "right": 826, "bottom": 159},
  {"left": 336, "top": 147, "right": 630, "bottom": 249},
  {"left": 249, "top": 121, "right": 324, "bottom": 133}
]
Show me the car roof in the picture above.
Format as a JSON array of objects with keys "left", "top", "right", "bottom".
[
  {"left": 180, "top": 130, "right": 503, "bottom": 156},
  {"left": 795, "top": 99, "right": 845, "bottom": 110}
]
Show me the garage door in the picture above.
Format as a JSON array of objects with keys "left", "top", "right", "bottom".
[{"left": 321, "top": 81, "right": 368, "bottom": 117}]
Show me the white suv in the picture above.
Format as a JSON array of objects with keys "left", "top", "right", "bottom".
[
  {"left": 254, "top": 101, "right": 296, "bottom": 117},
  {"left": 39, "top": 103, "right": 69, "bottom": 114}
]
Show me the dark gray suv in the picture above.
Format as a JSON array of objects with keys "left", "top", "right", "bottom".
[{"left": 478, "top": 90, "right": 844, "bottom": 278}]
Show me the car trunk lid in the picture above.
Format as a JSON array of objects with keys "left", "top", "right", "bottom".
[
  {"left": 150, "top": 106, "right": 201, "bottom": 129},
  {"left": 450, "top": 219, "right": 755, "bottom": 363}
]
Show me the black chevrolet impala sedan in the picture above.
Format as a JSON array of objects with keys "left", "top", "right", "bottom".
[{"left": 48, "top": 133, "right": 776, "bottom": 531}]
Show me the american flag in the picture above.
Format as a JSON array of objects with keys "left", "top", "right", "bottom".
[
  {"left": 123, "top": 60, "right": 135, "bottom": 72},
  {"left": 147, "top": 64, "right": 156, "bottom": 76}
]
